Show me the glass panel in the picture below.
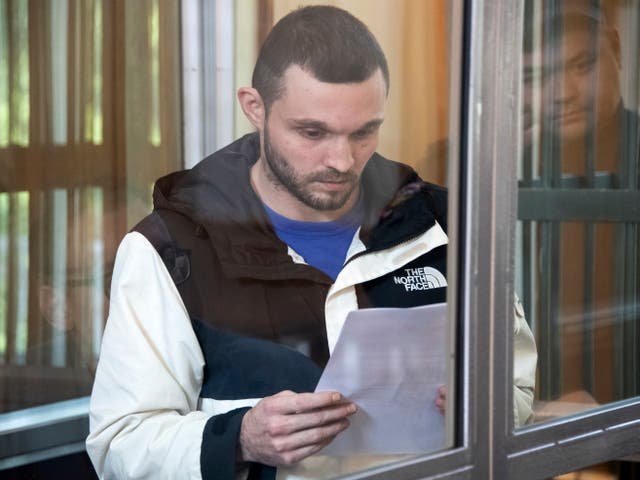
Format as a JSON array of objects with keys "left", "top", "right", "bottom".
[
  {"left": 0, "top": 0, "right": 181, "bottom": 413},
  {"left": 84, "top": 1, "right": 461, "bottom": 479},
  {"left": 233, "top": 1, "right": 459, "bottom": 477},
  {"left": 517, "top": 0, "right": 640, "bottom": 425}
]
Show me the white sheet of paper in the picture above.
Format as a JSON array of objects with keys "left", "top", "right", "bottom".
[{"left": 315, "top": 302, "right": 448, "bottom": 456}]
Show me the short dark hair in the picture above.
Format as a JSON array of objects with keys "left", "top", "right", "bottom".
[
  {"left": 523, "top": 0, "right": 605, "bottom": 53},
  {"left": 252, "top": 5, "right": 390, "bottom": 111}
]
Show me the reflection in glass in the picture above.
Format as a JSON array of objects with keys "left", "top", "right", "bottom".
[
  {"left": 0, "top": 0, "right": 30, "bottom": 147},
  {"left": 0, "top": 192, "right": 29, "bottom": 367},
  {"left": 0, "top": 0, "right": 181, "bottom": 413},
  {"left": 518, "top": 0, "right": 640, "bottom": 423},
  {"left": 84, "top": 0, "right": 103, "bottom": 145}
]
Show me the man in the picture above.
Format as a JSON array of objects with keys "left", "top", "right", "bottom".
[
  {"left": 87, "top": 6, "right": 536, "bottom": 479},
  {"left": 522, "top": 0, "right": 632, "bottom": 172},
  {"left": 522, "top": 0, "right": 639, "bottom": 417}
]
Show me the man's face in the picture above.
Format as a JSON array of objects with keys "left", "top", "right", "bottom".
[
  {"left": 523, "top": 17, "right": 621, "bottom": 143},
  {"left": 258, "top": 65, "right": 386, "bottom": 218}
]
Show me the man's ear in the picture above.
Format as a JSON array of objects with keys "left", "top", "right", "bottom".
[{"left": 237, "top": 87, "right": 266, "bottom": 131}]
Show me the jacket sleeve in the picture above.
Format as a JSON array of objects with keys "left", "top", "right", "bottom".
[
  {"left": 86, "top": 232, "right": 247, "bottom": 479},
  {"left": 513, "top": 294, "right": 538, "bottom": 427}
]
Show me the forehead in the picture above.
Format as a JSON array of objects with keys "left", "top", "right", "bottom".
[
  {"left": 524, "top": 19, "right": 605, "bottom": 66},
  {"left": 271, "top": 65, "right": 386, "bottom": 128}
]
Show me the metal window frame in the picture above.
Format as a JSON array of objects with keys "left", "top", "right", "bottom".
[
  {"left": 181, "top": 0, "right": 235, "bottom": 168},
  {"left": 469, "top": 0, "right": 640, "bottom": 478},
  {"left": 0, "top": 397, "right": 89, "bottom": 470},
  {"left": 3, "top": 0, "right": 640, "bottom": 477}
]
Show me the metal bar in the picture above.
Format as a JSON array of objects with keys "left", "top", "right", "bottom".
[
  {"left": 508, "top": 396, "right": 640, "bottom": 455},
  {"left": 549, "top": 12, "right": 564, "bottom": 405},
  {"left": 0, "top": 194, "right": 6, "bottom": 367},
  {"left": 520, "top": 137, "right": 534, "bottom": 326},
  {"left": 521, "top": 220, "right": 533, "bottom": 323},
  {"left": 537, "top": 219, "right": 562, "bottom": 399},
  {"left": 443, "top": 0, "right": 465, "bottom": 451},
  {"left": 518, "top": 189, "right": 640, "bottom": 222},
  {"left": 581, "top": 223, "right": 595, "bottom": 393},
  {"left": 537, "top": 123, "right": 562, "bottom": 399},
  {"left": 212, "top": 0, "right": 234, "bottom": 150},
  {"left": 614, "top": 221, "right": 626, "bottom": 399},
  {"left": 181, "top": 0, "right": 235, "bottom": 169},
  {"left": 0, "top": 441, "right": 86, "bottom": 471},
  {"left": 334, "top": 449, "right": 473, "bottom": 480},
  {"left": 0, "top": 397, "right": 89, "bottom": 467},
  {"left": 625, "top": 103, "right": 639, "bottom": 399},
  {"left": 25, "top": 190, "right": 45, "bottom": 367},
  {"left": 461, "top": 0, "right": 525, "bottom": 474},
  {"left": 623, "top": 108, "right": 640, "bottom": 398},
  {"left": 509, "top": 424, "right": 640, "bottom": 480},
  {"left": 581, "top": 95, "right": 596, "bottom": 394},
  {"left": 526, "top": 172, "right": 616, "bottom": 189},
  {"left": 624, "top": 223, "right": 639, "bottom": 397},
  {"left": 180, "top": 0, "right": 204, "bottom": 168},
  {"left": 6, "top": 193, "right": 18, "bottom": 365}
]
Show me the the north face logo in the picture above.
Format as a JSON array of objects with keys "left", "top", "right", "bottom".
[{"left": 392, "top": 267, "right": 447, "bottom": 292}]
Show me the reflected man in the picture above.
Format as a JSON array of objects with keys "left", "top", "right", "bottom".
[
  {"left": 522, "top": 0, "right": 639, "bottom": 415},
  {"left": 523, "top": 0, "right": 634, "bottom": 174}
]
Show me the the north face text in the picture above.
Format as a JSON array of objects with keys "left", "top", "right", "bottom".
[{"left": 393, "top": 267, "right": 447, "bottom": 291}]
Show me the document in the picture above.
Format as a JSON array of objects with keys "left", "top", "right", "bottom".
[{"left": 315, "top": 303, "right": 448, "bottom": 456}]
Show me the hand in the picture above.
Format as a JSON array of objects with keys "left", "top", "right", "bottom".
[
  {"left": 435, "top": 385, "right": 446, "bottom": 415},
  {"left": 238, "top": 390, "right": 357, "bottom": 466}
]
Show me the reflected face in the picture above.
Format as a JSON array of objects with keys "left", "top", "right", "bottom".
[
  {"left": 256, "top": 65, "right": 386, "bottom": 219},
  {"left": 39, "top": 268, "right": 111, "bottom": 333},
  {"left": 523, "top": 18, "right": 621, "bottom": 143}
]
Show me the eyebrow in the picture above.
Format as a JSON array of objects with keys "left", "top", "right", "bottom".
[{"left": 289, "top": 118, "right": 384, "bottom": 133}]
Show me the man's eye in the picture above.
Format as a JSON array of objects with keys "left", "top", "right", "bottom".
[
  {"left": 574, "top": 57, "right": 596, "bottom": 74},
  {"left": 352, "top": 129, "right": 373, "bottom": 140},
  {"left": 300, "top": 129, "right": 324, "bottom": 139}
]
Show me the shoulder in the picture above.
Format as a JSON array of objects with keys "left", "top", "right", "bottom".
[
  {"left": 111, "top": 231, "right": 172, "bottom": 288},
  {"left": 365, "top": 153, "right": 417, "bottom": 180},
  {"left": 422, "top": 181, "right": 448, "bottom": 226}
]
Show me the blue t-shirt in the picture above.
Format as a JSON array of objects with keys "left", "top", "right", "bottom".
[{"left": 264, "top": 199, "right": 364, "bottom": 281}]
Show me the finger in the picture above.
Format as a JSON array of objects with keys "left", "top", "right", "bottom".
[
  {"left": 272, "top": 417, "right": 351, "bottom": 457},
  {"left": 273, "top": 390, "right": 296, "bottom": 398},
  {"left": 275, "top": 391, "right": 346, "bottom": 415},
  {"left": 275, "top": 434, "right": 337, "bottom": 465},
  {"left": 280, "top": 401, "right": 357, "bottom": 433}
]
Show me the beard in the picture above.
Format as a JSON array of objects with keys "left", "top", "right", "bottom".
[{"left": 263, "top": 126, "right": 359, "bottom": 212}]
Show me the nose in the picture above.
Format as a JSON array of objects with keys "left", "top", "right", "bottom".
[
  {"left": 553, "top": 69, "right": 580, "bottom": 107},
  {"left": 324, "top": 137, "right": 355, "bottom": 173}
]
